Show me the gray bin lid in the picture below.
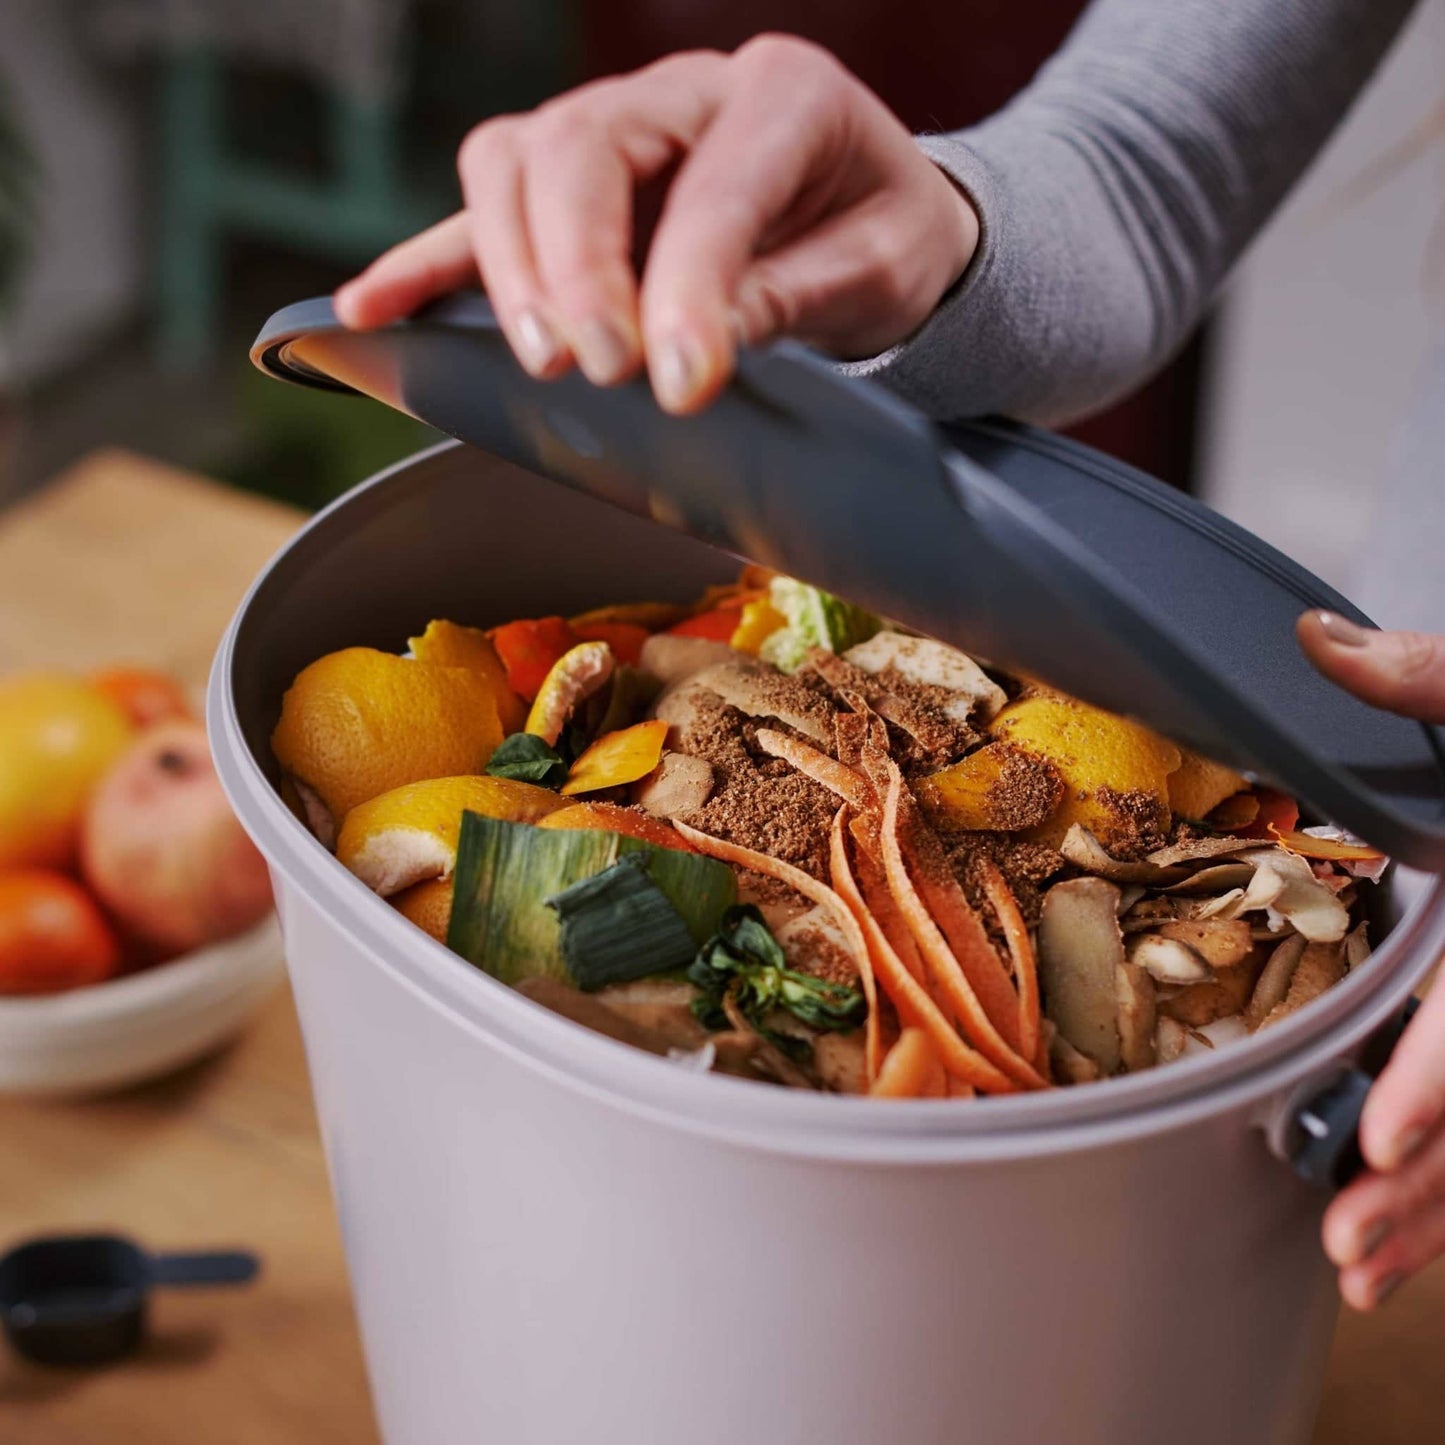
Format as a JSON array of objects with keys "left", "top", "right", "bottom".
[{"left": 251, "top": 294, "right": 1445, "bottom": 870}]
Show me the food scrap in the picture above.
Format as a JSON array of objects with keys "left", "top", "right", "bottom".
[{"left": 274, "top": 574, "right": 1383, "bottom": 1097}]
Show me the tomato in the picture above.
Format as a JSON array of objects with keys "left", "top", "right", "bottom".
[
  {"left": 91, "top": 666, "right": 194, "bottom": 728},
  {"left": 0, "top": 869, "right": 122, "bottom": 994},
  {"left": 569, "top": 620, "right": 650, "bottom": 666},
  {"left": 488, "top": 617, "right": 580, "bottom": 702},
  {"left": 665, "top": 606, "right": 746, "bottom": 642}
]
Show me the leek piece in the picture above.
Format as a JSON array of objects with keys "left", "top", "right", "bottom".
[
  {"left": 448, "top": 813, "right": 736, "bottom": 987},
  {"left": 546, "top": 855, "right": 698, "bottom": 989},
  {"left": 758, "top": 577, "right": 881, "bottom": 674}
]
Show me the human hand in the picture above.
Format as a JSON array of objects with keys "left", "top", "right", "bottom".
[
  {"left": 1298, "top": 609, "right": 1445, "bottom": 1308},
  {"left": 333, "top": 35, "right": 979, "bottom": 414}
]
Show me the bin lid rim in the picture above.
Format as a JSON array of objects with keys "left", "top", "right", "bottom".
[{"left": 250, "top": 295, "right": 1445, "bottom": 867}]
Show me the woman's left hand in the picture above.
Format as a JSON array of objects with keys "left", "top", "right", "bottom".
[{"left": 1298, "top": 609, "right": 1445, "bottom": 1309}]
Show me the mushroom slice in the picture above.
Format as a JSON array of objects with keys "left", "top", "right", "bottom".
[
  {"left": 1145, "top": 836, "right": 1257, "bottom": 868},
  {"left": 1059, "top": 825, "right": 1189, "bottom": 885},
  {"left": 1156, "top": 960, "right": 1259, "bottom": 1028},
  {"left": 1156, "top": 1016, "right": 1190, "bottom": 1064},
  {"left": 519, "top": 977, "right": 693, "bottom": 1056},
  {"left": 1344, "top": 921, "right": 1372, "bottom": 970},
  {"left": 1192, "top": 888, "right": 1247, "bottom": 920},
  {"left": 689, "top": 661, "right": 834, "bottom": 746},
  {"left": 632, "top": 752, "right": 715, "bottom": 818},
  {"left": 842, "top": 633, "right": 1008, "bottom": 721},
  {"left": 1037, "top": 876, "right": 1125, "bottom": 1074},
  {"left": 638, "top": 634, "right": 740, "bottom": 686},
  {"left": 1120, "top": 897, "right": 1192, "bottom": 932},
  {"left": 812, "top": 1029, "right": 869, "bottom": 1095},
  {"left": 1156, "top": 918, "right": 1254, "bottom": 970},
  {"left": 1258, "top": 940, "right": 1347, "bottom": 1030},
  {"left": 1167, "top": 863, "right": 1254, "bottom": 895},
  {"left": 1244, "top": 933, "right": 1307, "bottom": 1031},
  {"left": 1236, "top": 848, "right": 1350, "bottom": 942},
  {"left": 1048, "top": 1025, "right": 1103, "bottom": 1085},
  {"left": 1116, "top": 884, "right": 1148, "bottom": 916},
  {"left": 1126, "top": 934, "right": 1213, "bottom": 985},
  {"left": 1115, "top": 961, "right": 1158, "bottom": 1072}
]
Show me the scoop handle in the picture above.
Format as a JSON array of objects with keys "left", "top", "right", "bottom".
[
  {"left": 148, "top": 1250, "right": 261, "bottom": 1289},
  {"left": 1285, "top": 998, "right": 1420, "bottom": 1190}
]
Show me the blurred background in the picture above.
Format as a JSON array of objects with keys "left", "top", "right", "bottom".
[{"left": 0, "top": 0, "right": 1443, "bottom": 584}]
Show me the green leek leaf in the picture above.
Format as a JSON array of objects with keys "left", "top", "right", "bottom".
[
  {"left": 758, "top": 577, "right": 882, "bottom": 674},
  {"left": 448, "top": 813, "right": 737, "bottom": 988},
  {"left": 546, "top": 855, "right": 698, "bottom": 990}
]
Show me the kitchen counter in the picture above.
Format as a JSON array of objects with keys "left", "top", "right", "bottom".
[{"left": 0, "top": 450, "right": 1438, "bottom": 1442}]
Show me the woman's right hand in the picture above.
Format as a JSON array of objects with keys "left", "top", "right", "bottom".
[{"left": 333, "top": 35, "right": 979, "bottom": 415}]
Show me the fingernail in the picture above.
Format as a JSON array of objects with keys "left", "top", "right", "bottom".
[
  {"left": 572, "top": 319, "right": 633, "bottom": 385},
  {"left": 1373, "top": 1270, "right": 1406, "bottom": 1307},
  {"left": 651, "top": 335, "right": 703, "bottom": 412},
  {"left": 333, "top": 284, "right": 359, "bottom": 323},
  {"left": 1358, "top": 1217, "right": 1393, "bottom": 1261},
  {"left": 1314, "top": 611, "right": 1370, "bottom": 648},
  {"left": 513, "top": 309, "right": 562, "bottom": 375},
  {"left": 1389, "top": 1124, "right": 1432, "bottom": 1170}
]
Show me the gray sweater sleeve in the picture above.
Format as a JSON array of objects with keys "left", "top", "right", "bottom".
[{"left": 840, "top": 0, "right": 1417, "bottom": 425}]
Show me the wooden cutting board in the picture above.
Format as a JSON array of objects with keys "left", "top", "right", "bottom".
[{"left": 0, "top": 450, "right": 1438, "bottom": 1441}]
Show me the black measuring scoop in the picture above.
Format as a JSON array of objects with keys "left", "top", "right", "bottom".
[{"left": 0, "top": 1234, "right": 259, "bottom": 1366}]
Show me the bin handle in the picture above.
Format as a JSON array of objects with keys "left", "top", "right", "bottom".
[{"left": 1280, "top": 998, "right": 1420, "bottom": 1190}]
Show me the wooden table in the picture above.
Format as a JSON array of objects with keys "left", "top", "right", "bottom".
[
  {"left": 0, "top": 452, "right": 379, "bottom": 1444},
  {"left": 0, "top": 450, "right": 1440, "bottom": 1442}
]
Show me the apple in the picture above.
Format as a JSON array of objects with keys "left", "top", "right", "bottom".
[{"left": 80, "top": 720, "right": 272, "bottom": 959}]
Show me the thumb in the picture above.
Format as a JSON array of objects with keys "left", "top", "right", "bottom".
[{"left": 1297, "top": 611, "right": 1445, "bottom": 724}]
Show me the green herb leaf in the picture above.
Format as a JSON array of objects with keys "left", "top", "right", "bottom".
[
  {"left": 485, "top": 732, "right": 569, "bottom": 787},
  {"left": 758, "top": 577, "right": 882, "bottom": 674},
  {"left": 545, "top": 855, "right": 699, "bottom": 990},
  {"left": 448, "top": 813, "right": 737, "bottom": 988},
  {"left": 688, "top": 905, "right": 867, "bottom": 1033}
]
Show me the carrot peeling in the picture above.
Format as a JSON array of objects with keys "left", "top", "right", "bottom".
[
  {"left": 754, "top": 728, "right": 872, "bottom": 810},
  {"left": 831, "top": 812, "right": 1017, "bottom": 1094},
  {"left": 870, "top": 754, "right": 1028, "bottom": 1055},
  {"left": 1267, "top": 827, "right": 1385, "bottom": 863},
  {"left": 978, "top": 859, "right": 1042, "bottom": 1067},
  {"left": 876, "top": 765, "right": 1047, "bottom": 1090},
  {"left": 672, "top": 816, "right": 882, "bottom": 1087},
  {"left": 871, "top": 1028, "right": 947, "bottom": 1098}
]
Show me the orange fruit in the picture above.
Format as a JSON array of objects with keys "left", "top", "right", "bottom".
[
  {"left": 990, "top": 694, "right": 1181, "bottom": 851},
  {"left": 90, "top": 666, "right": 194, "bottom": 728},
  {"left": 408, "top": 620, "right": 527, "bottom": 733},
  {"left": 392, "top": 877, "right": 454, "bottom": 943},
  {"left": 525, "top": 642, "right": 614, "bottom": 746},
  {"left": 538, "top": 802, "right": 693, "bottom": 852},
  {"left": 271, "top": 648, "right": 504, "bottom": 829},
  {"left": 0, "top": 674, "right": 133, "bottom": 869},
  {"left": 1167, "top": 749, "right": 1247, "bottom": 821},
  {"left": 0, "top": 868, "right": 122, "bottom": 994},
  {"left": 336, "top": 775, "right": 568, "bottom": 895}
]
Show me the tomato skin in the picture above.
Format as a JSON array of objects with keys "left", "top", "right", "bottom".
[
  {"left": 1232, "top": 788, "right": 1300, "bottom": 840},
  {"left": 488, "top": 618, "right": 580, "bottom": 702},
  {"left": 0, "top": 869, "right": 123, "bottom": 994},
  {"left": 569, "top": 620, "right": 649, "bottom": 666},
  {"left": 90, "top": 667, "right": 194, "bottom": 729},
  {"left": 665, "top": 606, "right": 745, "bottom": 642}
]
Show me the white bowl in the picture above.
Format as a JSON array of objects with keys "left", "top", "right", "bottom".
[{"left": 0, "top": 915, "right": 285, "bottom": 1097}]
